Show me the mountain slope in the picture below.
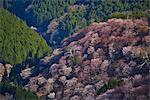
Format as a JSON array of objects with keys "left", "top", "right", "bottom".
[
  {"left": 1, "top": 0, "right": 149, "bottom": 46},
  {"left": 24, "top": 18, "right": 149, "bottom": 99},
  {"left": 0, "top": 8, "right": 51, "bottom": 65}
]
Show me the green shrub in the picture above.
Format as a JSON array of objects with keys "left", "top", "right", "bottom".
[
  {"left": 107, "top": 79, "right": 122, "bottom": 89},
  {"left": 0, "top": 82, "right": 38, "bottom": 100},
  {"left": 73, "top": 55, "right": 81, "bottom": 65},
  {"left": 97, "top": 79, "right": 122, "bottom": 95},
  {"left": 15, "top": 87, "right": 38, "bottom": 100},
  {"left": 97, "top": 84, "right": 108, "bottom": 95}
]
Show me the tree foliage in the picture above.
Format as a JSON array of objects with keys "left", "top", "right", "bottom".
[
  {"left": 0, "top": 82, "right": 38, "bottom": 100},
  {"left": 1, "top": 0, "right": 149, "bottom": 46},
  {"left": 97, "top": 79, "right": 122, "bottom": 95},
  {"left": 50, "top": 0, "right": 149, "bottom": 45},
  {"left": 0, "top": 8, "right": 51, "bottom": 65}
]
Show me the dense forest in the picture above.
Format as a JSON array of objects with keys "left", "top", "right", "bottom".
[
  {"left": 0, "top": 0, "right": 149, "bottom": 46},
  {"left": 0, "top": 0, "right": 149, "bottom": 63},
  {"left": 0, "top": 8, "right": 51, "bottom": 65},
  {"left": 0, "top": 0, "right": 149, "bottom": 99},
  {"left": 0, "top": 9, "right": 51, "bottom": 98}
]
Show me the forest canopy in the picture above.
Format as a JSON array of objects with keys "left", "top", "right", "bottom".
[
  {"left": 0, "top": 8, "right": 51, "bottom": 65},
  {"left": 0, "top": 0, "right": 149, "bottom": 46}
]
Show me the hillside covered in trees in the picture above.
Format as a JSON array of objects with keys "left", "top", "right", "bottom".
[
  {"left": 0, "top": 0, "right": 149, "bottom": 100},
  {"left": 0, "top": 8, "right": 51, "bottom": 65},
  {"left": 21, "top": 18, "right": 150, "bottom": 99},
  {"left": 1, "top": 0, "right": 149, "bottom": 46}
]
